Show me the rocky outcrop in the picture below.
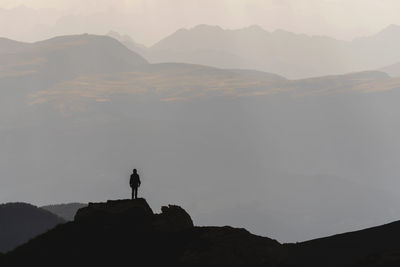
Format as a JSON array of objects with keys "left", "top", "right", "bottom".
[
  {"left": 74, "top": 199, "right": 193, "bottom": 233},
  {"left": 154, "top": 205, "right": 194, "bottom": 232},
  {"left": 74, "top": 198, "right": 154, "bottom": 222}
]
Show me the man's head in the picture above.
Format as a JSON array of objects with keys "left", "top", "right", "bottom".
[{"left": 133, "top": 169, "right": 137, "bottom": 174}]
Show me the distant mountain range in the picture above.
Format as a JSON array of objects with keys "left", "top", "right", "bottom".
[
  {"left": 108, "top": 24, "right": 400, "bottom": 79},
  {"left": 0, "top": 203, "right": 65, "bottom": 253},
  {"left": 2, "top": 198, "right": 400, "bottom": 266}
]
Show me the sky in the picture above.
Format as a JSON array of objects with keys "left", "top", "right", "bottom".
[{"left": 1, "top": 0, "right": 400, "bottom": 46}]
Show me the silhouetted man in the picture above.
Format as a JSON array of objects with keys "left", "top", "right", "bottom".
[{"left": 130, "top": 169, "right": 141, "bottom": 199}]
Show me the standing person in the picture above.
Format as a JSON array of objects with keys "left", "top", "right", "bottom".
[{"left": 130, "top": 169, "right": 141, "bottom": 199}]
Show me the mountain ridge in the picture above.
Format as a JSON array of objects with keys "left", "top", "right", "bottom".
[{"left": 108, "top": 24, "right": 400, "bottom": 79}]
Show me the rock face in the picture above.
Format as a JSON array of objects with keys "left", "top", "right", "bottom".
[
  {"left": 1, "top": 199, "right": 282, "bottom": 267},
  {"left": 75, "top": 198, "right": 154, "bottom": 221},
  {"left": 154, "top": 205, "right": 194, "bottom": 232}
]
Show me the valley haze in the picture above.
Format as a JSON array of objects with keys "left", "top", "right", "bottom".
[{"left": 1, "top": 24, "right": 400, "bottom": 245}]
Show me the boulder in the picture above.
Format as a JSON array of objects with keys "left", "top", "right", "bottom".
[{"left": 153, "top": 205, "right": 194, "bottom": 232}]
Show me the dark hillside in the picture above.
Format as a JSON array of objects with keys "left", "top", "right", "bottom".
[
  {"left": 0, "top": 203, "right": 65, "bottom": 253},
  {"left": 285, "top": 220, "right": 400, "bottom": 266}
]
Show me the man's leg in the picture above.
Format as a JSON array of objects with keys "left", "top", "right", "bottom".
[
  {"left": 132, "top": 187, "right": 134, "bottom": 200},
  {"left": 134, "top": 188, "right": 138, "bottom": 199}
]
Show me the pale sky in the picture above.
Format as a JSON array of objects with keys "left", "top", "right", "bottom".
[{"left": 1, "top": 0, "right": 400, "bottom": 45}]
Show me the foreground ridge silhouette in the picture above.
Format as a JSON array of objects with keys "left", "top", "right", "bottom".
[
  {"left": 3, "top": 198, "right": 400, "bottom": 266},
  {"left": 1, "top": 198, "right": 282, "bottom": 267}
]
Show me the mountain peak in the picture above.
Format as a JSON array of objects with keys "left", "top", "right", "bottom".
[
  {"left": 382, "top": 24, "right": 400, "bottom": 31},
  {"left": 375, "top": 24, "right": 400, "bottom": 37},
  {"left": 245, "top": 24, "right": 265, "bottom": 32},
  {"left": 191, "top": 24, "right": 224, "bottom": 32},
  {"left": 273, "top": 28, "right": 297, "bottom": 36},
  {"left": 2, "top": 33, "right": 149, "bottom": 83}
]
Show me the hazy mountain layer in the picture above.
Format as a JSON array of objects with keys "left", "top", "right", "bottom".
[
  {"left": 41, "top": 203, "right": 87, "bottom": 221},
  {"left": 110, "top": 24, "right": 400, "bottom": 79}
]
